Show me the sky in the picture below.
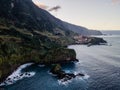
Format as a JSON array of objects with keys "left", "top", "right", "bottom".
[{"left": 32, "top": 0, "right": 120, "bottom": 30}]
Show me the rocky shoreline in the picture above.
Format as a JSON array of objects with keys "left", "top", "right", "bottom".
[
  {"left": 0, "top": 63, "right": 35, "bottom": 86},
  {"left": 50, "top": 64, "right": 85, "bottom": 82},
  {"left": 0, "top": 35, "right": 107, "bottom": 86},
  {"left": 0, "top": 60, "right": 79, "bottom": 87}
]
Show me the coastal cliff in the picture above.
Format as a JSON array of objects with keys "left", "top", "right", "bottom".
[
  {"left": 0, "top": 0, "right": 77, "bottom": 83},
  {"left": 0, "top": 0, "right": 103, "bottom": 84},
  {"left": 0, "top": 25, "right": 77, "bottom": 83}
]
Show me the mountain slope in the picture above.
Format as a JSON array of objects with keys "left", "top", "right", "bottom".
[
  {"left": 0, "top": 0, "right": 77, "bottom": 83},
  {"left": 0, "top": 0, "right": 102, "bottom": 36},
  {"left": 62, "top": 22, "right": 102, "bottom": 35}
]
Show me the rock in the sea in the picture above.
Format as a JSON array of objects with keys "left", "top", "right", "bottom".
[
  {"left": 50, "top": 64, "right": 84, "bottom": 82},
  {"left": 20, "top": 74, "right": 23, "bottom": 76},
  {"left": 7, "top": 78, "right": 11, "bottom": 81},
  {"left": 50, "top": 64, "right": 62, "bottom": 74},
  {"left": 76, "top": 73, "right": 85, "bottom": 76}
]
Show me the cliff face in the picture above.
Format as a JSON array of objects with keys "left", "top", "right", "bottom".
[{"left": 0, "top": 0, "right": 77, "bottom": 83}]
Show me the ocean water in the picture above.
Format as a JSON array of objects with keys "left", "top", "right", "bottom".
[
  {"left": 102, "top": 30, "right": 120, "bottom": 35},
  {"left": 2, "top": 31, "right": 120, "bottom": 90}
]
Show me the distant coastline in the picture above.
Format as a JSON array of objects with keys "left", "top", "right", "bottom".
[{"left": 101, "top": 30, "right": 120, "bottom": 35}]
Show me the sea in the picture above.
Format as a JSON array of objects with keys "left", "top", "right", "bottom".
[{"left": 1, "top": 30, "right": 120, "bottom": 90}]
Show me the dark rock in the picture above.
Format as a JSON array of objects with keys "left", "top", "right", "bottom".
[
  {"left": 20, "top": 74, "right": 23, "bottom": 76},
  {"left": 50, "top": 64, "right": 62, "bottom": 74},
  {"left": 88, "top": 37, "right": 107, "bottom": 45},
  {"left": 50, "top": 64, "right": 84, "bottom": 82},
  {"left": 57, "top": 72, "right": 66, "bottom": 79},
  {"left": 76, "top": 73, "right": 85, "bottom": 76},
  {"left": 66, "top": 73, "right": 76, "bottom": 78},
  {"left": 28, "top": 73, "right": 31, "bottom": 76},
  {"left": 25, "top": 72, "right": 28, "bottom": 75},
  {"left": 9, "top": 80, "right": 13, "bottom": 83},
  {"left": 73, "top": 59, "right": 79, "bottom": 62},
  {"left": 13, "top": 77, "right": 16, "bottom": 79},
  {"left": 62, "top": 76, "right": 72, "bottom": 82},
  {"left": 7, "top": 78, "right": 11, "bottom": 81}
]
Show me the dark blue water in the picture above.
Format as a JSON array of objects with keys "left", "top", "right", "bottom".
[{"left": 3, "top": 33, "right": 120, "bottom": 90}]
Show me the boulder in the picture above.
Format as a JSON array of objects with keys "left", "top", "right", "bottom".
[{"left": 50, "top": 64, "right": 84, "bottom": 82}]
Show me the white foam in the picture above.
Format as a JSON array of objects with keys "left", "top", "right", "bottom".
[
  {"left": 83, "top": 74, "right": 90, "bottom": 79},
  {"left": 76, "top": 61, "right": 82, "bottom": 65},
  {"left": 58, "top": 79, "right": 72, "bottom": 86},
  {"left": 38, "top": 64, "right": 45, "bottom": 67},
  {"left": 48, "top": 71, "right": 57, "bottom": 76},
  {"left": 58, "top": 72, "right": 90, "bottom": 85},
  {"left": 76, "top": 73, "right": 90, "bottom": 80},
  {"left": 64, "top": 70, "right": 71, "bottom": 73},
  {"left": 74, "top": 71, "right": 78, "bottom": 75},
  {"left": 0, "top": 63, "right": 35, "bottom": 86}
]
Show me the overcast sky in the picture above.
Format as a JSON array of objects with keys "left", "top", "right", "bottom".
[{"left": 32, "top": 0, "right": 120, "bottom": 30}]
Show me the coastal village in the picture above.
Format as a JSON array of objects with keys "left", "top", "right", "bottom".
[
  {"left": 73, "top": 35, "right": 107, "bottom": 46},
  {"left": 74, "top": 35, "right": 91, "bottom": 44}
]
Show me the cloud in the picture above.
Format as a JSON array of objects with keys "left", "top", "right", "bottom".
[
  {"left": 32, "top": 0, "right": 48, "bottom": 10},
  {"left": 112, "top": 0, "right": 120, "bottom": 4},
  {"left": 48, "top": 6, "right": 61, "bottom": 12},
  {"left": 32, "top": 0, "right": 61, "bottom": 12}
]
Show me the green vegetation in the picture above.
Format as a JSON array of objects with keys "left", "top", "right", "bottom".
[
  {"left": 0, "top": 0, "right": 78, "bottom": 83},
  {"left": 0, "top": 19, "right": 76, "bottom": 82}
]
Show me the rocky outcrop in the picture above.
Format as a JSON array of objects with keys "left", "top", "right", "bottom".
[
  {"left": 74, "top": 35, "right": 107, "bottom": 46},
  {"left": 50, "top": 64, "right": 84, "bottom": 82},
  {"left": 87, "top": 37, "right": 107, "bottom": 46}
]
